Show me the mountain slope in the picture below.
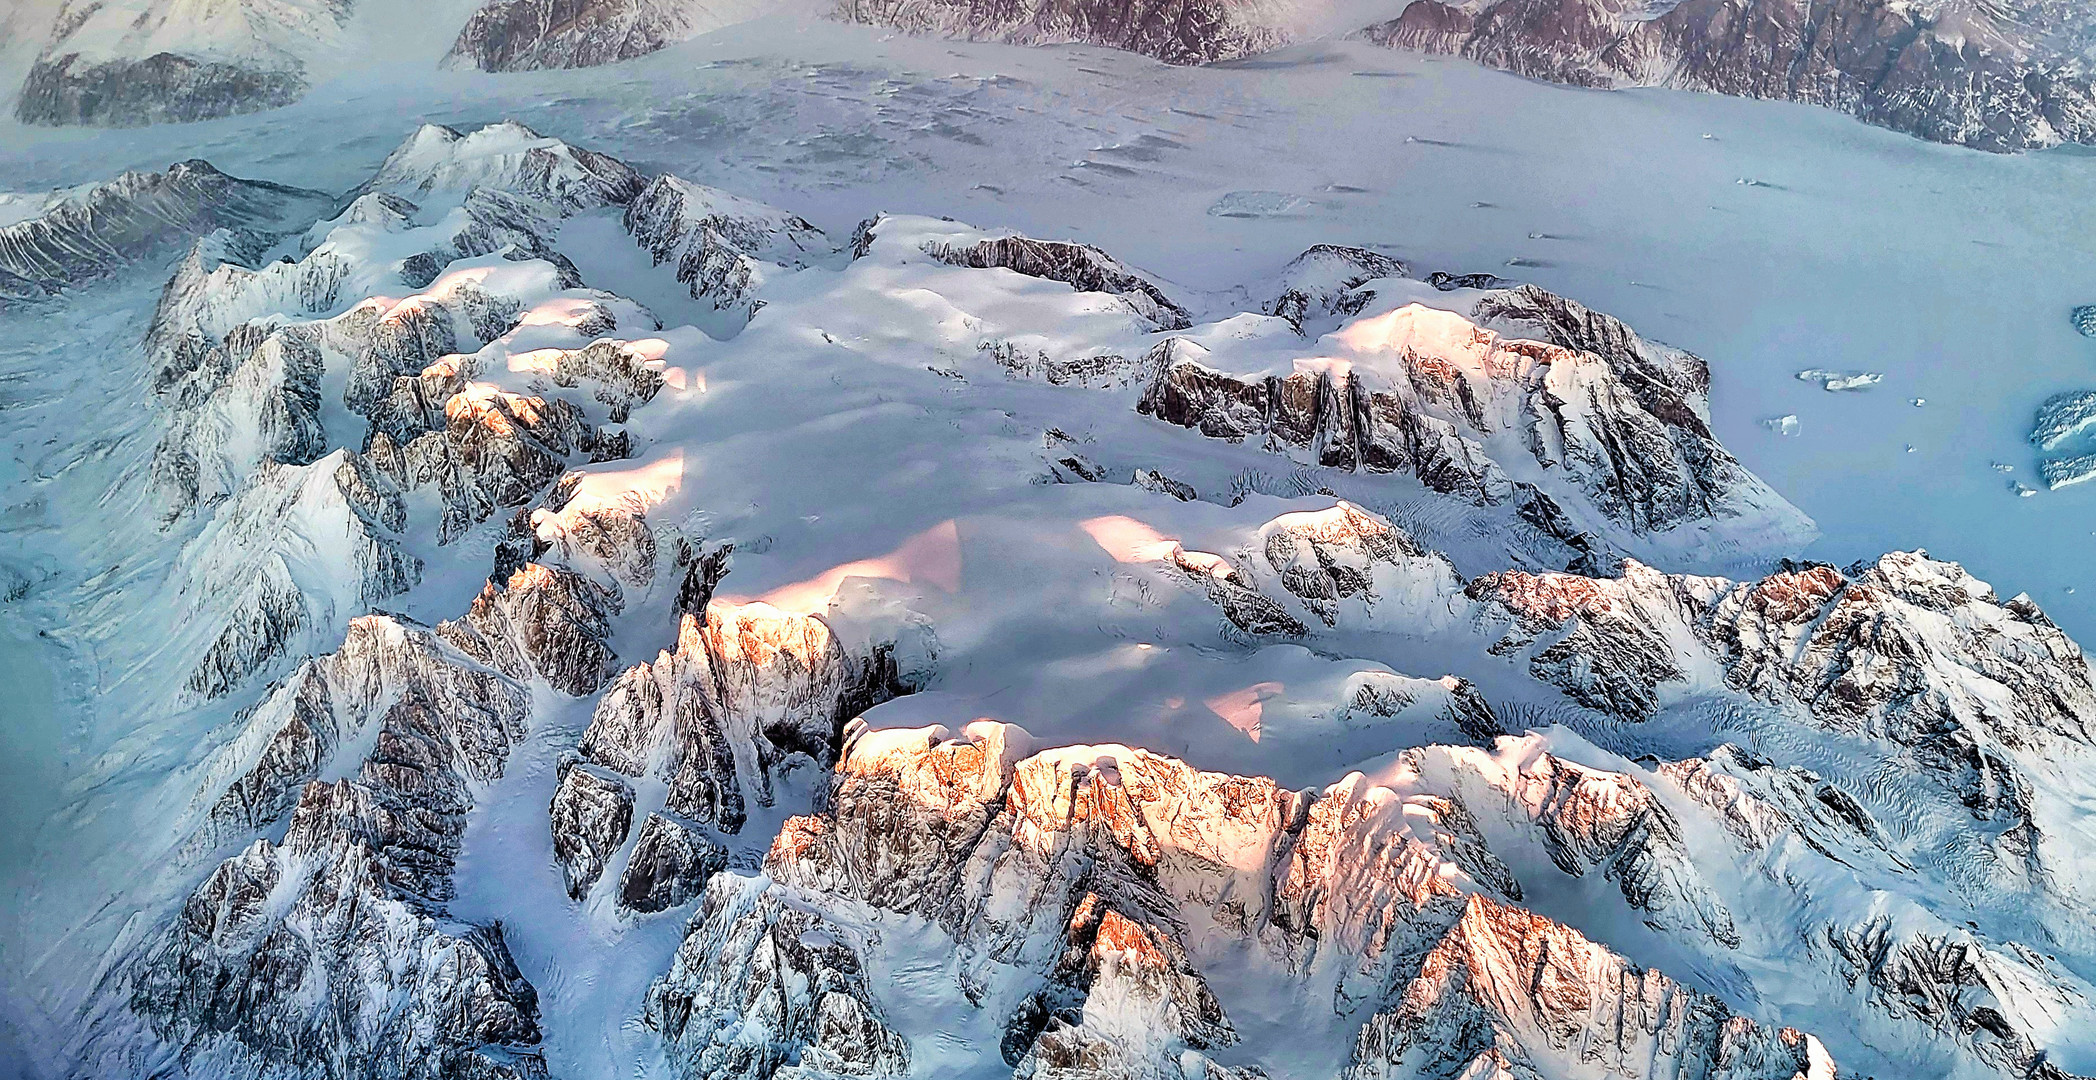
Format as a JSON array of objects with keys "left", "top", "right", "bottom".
[{"left": 1360, "top": 0, "right": 2096, "bottom": 151}]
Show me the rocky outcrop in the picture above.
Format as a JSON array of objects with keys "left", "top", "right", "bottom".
[
  {"left": 1253, "top": 501, "right": 1467, "bottom": 631},
  {"left": 123, "top": 610, "right": 546, "bottom": 1079},
  {"left": 15, "top": 0, "right": 352, "bottom": 126},
  {"left": 1139, "top": 281, "right": 1809, "bottom": 547},
  {"left": 438, "top": 562, "right": 620, "bottom": 696},
  {"left": 1345, "top": 892, "right": 1826, "bottom": 1080},
  {"left": 1360, "top": 0, "right": 2096, "bottom": 152},
  {"left": 144, "top": 124, "right": 656, "bottom": 530},
  {"left": 923, "top": 232, "right": 1193, "bottom": 331},
  {"left": 574, "top": 602, "right": 922, "bottom": 833},
  {"left": 373, "top": 384, "right": 626, "bottom": 543},
  {"left": 189, "top": 613, "right": 524, "bottom": 852},
  {"left": 617, "top": 812, "right": 728, "bottom": 912},
  {"left": 744, "top": 722, "right": 1834, "bottom": 1080},
  {"left": 644, "top": 874, "right": 910, "bottom": 1079},
  {"left": 0, "top": 161, "right": 330, "bottom": 296},
  {"left": 447, "top": 0, "right": 744, "bottom": 72},
  {"left": 624, "top": 174, "right": 829, "bottom": 324},
  {"left": 1471, "top": 552, "right": 2096, "bottom": 887},
  {"left": 831, "top": 0, "right": 1289, "bottom": 65},
  {"left": 1263, "top": 244, "right": 1407, "bottom": 333},
  {"left": 152, "top": 321, "right": 332, "bottom": 514},
  {"left": 549, "top": 761, "right": 635, "bottom": 899},
  {"left": 2033, "top": 390, "right": 2096, "bottom": 489}
]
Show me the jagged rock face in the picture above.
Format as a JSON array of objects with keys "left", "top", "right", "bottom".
[
  {"left": 511, "top": 338, "right": 667, "bottom": 422},
  {"left": 752, "top": 723, "right": 1835, "bottom": 1080},
  {"left": 1140, "top": 284, "right": 1804, "bottom": 543},
  {"left": 2031, "top": 390, "right": 2096, "bottom": 490},
  {"left": 0, "top": 161, "right": 331, "bottom": 296},
  {"left": 923, "top": 233, "right": 1194, "bottom": 331},
  {"left": 14, "top": 0, "right": 352, "bottom": 127},
  {"left": 143, "top": 142, "right": 631, "bottom": 523},
  {"left": 576, "top": 603, "right": 918, "bottom": 833},
  {"left": 1346, "top": 893, "right": 1827, "bottom": 1080},
  {"left": 831, "top": 0, "right": 1288, "bottom": 65},
  {"left": 549, "top": 761, "right": 635, "bottom": 899},
  {"left": 624, "top": 174, "right": 830, "bottom": 324},
  {"left": 17, "top": 52, "right": 310, "bottom": 126},
  {"left": 645, "top": 874, "right": 911, "bottom": 1080},
  {"left": 521, "top": 497, "right": 660, "bottom": 590},
  {"left": 1423, "top": 741, "right": 1739, "bottom": 948},
  {"left": 357, "top": 121, "right": 648, "bottom": 211},
  {"left": 124, "top": 610, "right": 546, "bottom": 1080},
  {"left": 617, "top": 812, "right": 728, "bottom": 912},
  {"left": 174, "top": 450, "right": 420, "bottom": 701},
  {"left": 375, "top": 385, "right": 620, "bottom": 543},
  {"left": 125, "top": 839, "right": 546, "bottom": 1080},
  {"left": 447, "top": 0, "right": 730, "bottom": 71},
  {"left": 190, "top": 613, "right": 527, "bottom": 851},
  {"left": 1360, "top": 0, "right": 2096, "bottom": 152},
  {"left": 1473, "top": 552, "right": 2096, "bottom": 881},
  {"left": 438, "top": 562, "right": 620, "bottom": 696}
]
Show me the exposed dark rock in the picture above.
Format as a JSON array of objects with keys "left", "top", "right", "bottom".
[
  {"left": 576, "top": 603, "right": 922, "bottom": 833},
  {"left": 617, "top": 812, "right": 728, "bottom": 913},
  {"left": 438, "top": 563, "right": 620, "bottom": 696},
  {"left": 1360, "top": 0, "right": 2096, "bottom": 152},
  {"left": 924, "top": 233, "right": 1193, "bottom": 330},
  {"left": 831, "top": 0, "right": 1288, "bottom": 64},
  {"left": 624, "top": 174, "right": 828, "bottom": 323},
  {"left": 1471, "top": 552, "right": 2096, "bottom": 884},
  {"left": 18, "top": 52, "right": 309, "bottom": 128},
  {"left": 549, "top": 761, "right": 635, "bottom": 899},
  {"left": 644, "top": 874, "right": 910, "bottom": 1079},
  {"left": 1264, "top": 244, "right": 1406, "bottom": 332},
  {"left": 447, "top": 0, "right": 718, "bottom": 72},
  {"left": 1138, "top": 283, "right": 1805, "bottom": 542}
]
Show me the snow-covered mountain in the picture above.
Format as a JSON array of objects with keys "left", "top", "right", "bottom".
[
  {"left": 1360, "top": 0, "right": 2096, "bottom": 151},
  {"left": 445, "top": 0, "right": 779, "bottom": 71},
  {"left": 14, "top": 0, "right": 2096, "bottom": 153},
  {"left": 15, "top": 0, "right": 358, "bottom": 126},
  {"left": 1, "top": 98, "right": 2091, "bottom": 1080}
]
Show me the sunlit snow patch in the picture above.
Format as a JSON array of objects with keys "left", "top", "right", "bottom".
[
  {"left": 1797, "top": 368, "right": 1883, "bottom": 391},
  {"left": 1763, "top": 414, "right": 1801, "bottom": 436}
]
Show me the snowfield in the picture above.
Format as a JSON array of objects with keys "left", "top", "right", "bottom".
[{"left": 3, "top": 14, "right": 2096, "bottom": 1080}]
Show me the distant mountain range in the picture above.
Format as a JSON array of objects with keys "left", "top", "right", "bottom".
[{"left": 9, "top": 0, "right": 2096, "bottom": 150}]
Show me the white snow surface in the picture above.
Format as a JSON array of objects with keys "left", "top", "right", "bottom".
[{"left": 3, "top": 16, "right": 2096, "bottom": 1080}]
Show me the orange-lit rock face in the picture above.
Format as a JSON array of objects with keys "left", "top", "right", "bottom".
[
  {"left": 687, "top": 601, "right": 839, "bottom": 676},
  {"left": 1742, "top": 565, "right": 1847, "bottom": 624},
  {"left": 1477, "top": 568, "right": 1615, "bottom": 625},
  {"left": 1364, "top": 892, "right": 1824, "bottom": 1080},
  {"left": 445, "top": 383, "right": 548, "bottom": 435},
  {"left": 573, "top": 599, "right": 911, "bottom": 840},
  {"left": 754, "top": 726, "right": 1831, "bottom": 1079}
]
